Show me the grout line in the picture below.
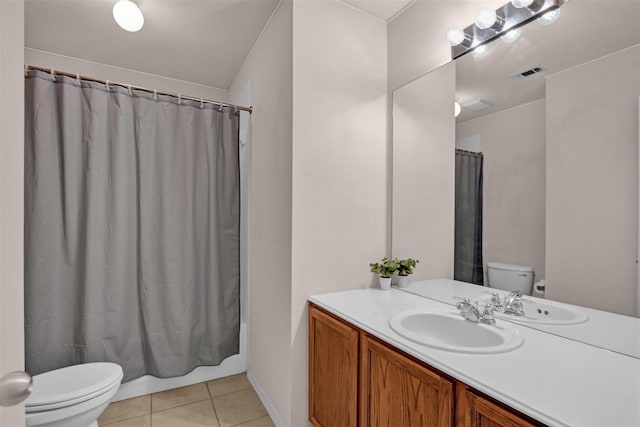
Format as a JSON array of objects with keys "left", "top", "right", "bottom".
[
  {"left": 151, "top": 397, "right": 211, "bottom": 414},
  {"left": 205, "top": 379, "right": 222, "bottom": 427},
  {"left": 102, "top": 413, "right": 150, "bottom": 426},
  {"left": 229, "top": 414, "right": 272, "bottom": 427}
]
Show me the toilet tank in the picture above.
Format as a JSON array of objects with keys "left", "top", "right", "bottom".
[{"left": 487, "top": 262, "right": 534, "bottom": 295}]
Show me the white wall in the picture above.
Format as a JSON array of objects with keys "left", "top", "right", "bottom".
[
  {"left": 0, "top": 0, "right": 25, "bottom": 425},
  {"left": 392, "top": 62, "right": 456, "bottom": 280},
  {"left": 290, "top": 1, "right": 387, "bottom": 425},
  {"left": 228, "top": 1, "right": 293, "bottom": 425},
  {"left": 25, "top": 48, "right": 228, "bottom": 102},
  {"left": 457, "top": 100, "right": 546, "bottom": 283},
  {"left": 546, "top": 45, "right": 640, "bottom": 316}
]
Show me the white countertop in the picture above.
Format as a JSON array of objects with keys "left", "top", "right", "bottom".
[{"left": 309, "top": 288, "right": 640, "bottom": 427}]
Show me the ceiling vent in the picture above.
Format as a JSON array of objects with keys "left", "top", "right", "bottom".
[
  {"left": 461, "top": 99, "right": 494, "bottom": 111},
  {"left": 511, "top": 66, "right": 545, "bottom": 80}
]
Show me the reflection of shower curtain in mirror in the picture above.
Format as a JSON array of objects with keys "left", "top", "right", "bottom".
[
  {"left": 455, "top": 150, "right": 484, "bottom": 285},
  {"left": 24, "top": 70, "right": 240, "bottom": 382}
]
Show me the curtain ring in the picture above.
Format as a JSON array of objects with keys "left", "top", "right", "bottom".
[
  {"left": 106, "top": 80, "right": 110, "bottom": 91},
  {"left": 76, "top": 73, "right": 81, "bottom": 86},
  {"left": 50, "top": 69, "right": 56, "bottom": 81},
  {"left": 178, "top": 94, "right": 182, "bottom": 105},
  {"left": 128, "top": 85, "right": 133, "bottom": 96},
  {"left": 24, "top": 65, "right": 29, "bottom": 77},
  {"left": 154, "top": 89, "right": 158, "bottom": 100},
  {"left": 200, "top": 98, "right": 204, "bottom": 109}
]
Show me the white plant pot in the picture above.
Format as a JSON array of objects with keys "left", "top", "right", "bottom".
[
  {"left": 379, "top": 276, "right": 392, "bottom": 290},
  {"left": 397, "top": 275, "right": 410, "bottom": 288}
]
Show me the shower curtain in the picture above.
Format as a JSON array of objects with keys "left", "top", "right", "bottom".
[
  {"left": 24, "top": 70, "right": 240, "bottom": 381},
  {"left": 454, "top": 149, "right": 484, "bottom": 285}
]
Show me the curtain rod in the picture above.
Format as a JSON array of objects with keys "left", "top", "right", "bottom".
[
  {"left": 25, "top": 65, "right": 253, "bottom": 114},
  {"left": 455, "top": 148, "right": 484, "bottom": 156}
]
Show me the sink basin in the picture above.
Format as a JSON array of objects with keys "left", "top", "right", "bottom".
[
  {"left": 476, "top": 295, "right": 589, "bottom": 325},
  {"left": 388, "top": 309, "right": 524, "bottom": 354}
]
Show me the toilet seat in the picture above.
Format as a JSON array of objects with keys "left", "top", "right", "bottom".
[{"left": 26, "top": 363, "right": 123, "bottom": 413}]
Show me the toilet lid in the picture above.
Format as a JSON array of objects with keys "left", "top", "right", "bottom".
[{"left": 26, "top": 363, "right": 123, "bottom": 410}]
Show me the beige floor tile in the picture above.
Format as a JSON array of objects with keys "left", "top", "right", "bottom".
[
  {"left": 206, "top": 373, "right": 251, "bottom": 398},
  {"left": 212, "top": 388, "right": 268, "bottom": 427},
  {"left": 232, "top": 415, "right": 275, "bottom": 427},
  {"left": 99, "top": 395, "right": 151, "bottom": 425},
  {"left": 152, "top": 383, "right": 210, "bottom": 412},
  {"left": 100, "top": 414, "right": 151, "bottom": 427},
  {"left": 152, "top": 400, "right": 219, "bottom": 427}
]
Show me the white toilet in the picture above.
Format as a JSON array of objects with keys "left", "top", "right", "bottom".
[
  {"left": 487, "top": 262, "right": 535, "bottom": 296},
  {"left": 25, "top": 362, "right": 123, "bottom": 427}
]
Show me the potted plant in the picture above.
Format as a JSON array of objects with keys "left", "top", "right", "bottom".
[
  {"left": 396, "top": 258, "right": 419, "bottom": 288},
  {"left": 369, "top": 257, "right": 399, "bottom": 290}
]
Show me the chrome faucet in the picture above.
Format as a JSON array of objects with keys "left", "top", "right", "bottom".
[
  {"left": 503, "top": 291, "right": 525, "bottom": 316},
  {"left": 487, "top": 291, "right": 525, "bottom": 316},
  {"left": 456, "top": 298, "right": 496, "bottom": 325}
]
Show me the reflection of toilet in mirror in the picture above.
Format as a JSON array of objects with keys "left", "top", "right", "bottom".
[{"left": 486, "top": 262, "right": 535, "bottom": 296}]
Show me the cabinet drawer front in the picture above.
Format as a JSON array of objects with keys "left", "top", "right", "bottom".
[{"left": 309, "top": 305, "right": 359, "bottom": 427}]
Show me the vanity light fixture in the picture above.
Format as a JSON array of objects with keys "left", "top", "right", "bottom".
[
  {"left": 538, "top": 8, "right": 561, "bottom": 25},
  {"left": 445, "top": 28, "right": 472, "bottom": 47},
  {"left": 447, "top": 0, "right": 567, "bottom": 59},
  {"left": 511, "top": 0, "right": 535, "bottom": 8},
  {"left": 501, "top": 27, "right": 522, "bottom": 43},
  {"left": 113, "top": 0, "right": 144, "bottom": 32},
  {"left": 475, "top": 7, "right": 505, "bottom": 31}
]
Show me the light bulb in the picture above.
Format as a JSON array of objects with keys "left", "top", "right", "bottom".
[
  {"left": 113, "top": 0, "right": 144, "bottom": 32},
  {"left": 538, "top": 8, "right": 560, "bottom": 26},
  {"left": 475, "top": 8, "right": 497, "bottom": 30},
  {"left": 472, "top": 45, "right": 488, "bottom": 58},
  {"left": 454, "top": 102, "right": 462, "bottom": 117},
  {"left": 511, "top": 0, "right": 534, "bottom": 8},
  {"left": 445, "top": 28, "right": 467, "bottom": 47},
  {"left": 501, "top": 28, "right": 522, "bottom": 43}
]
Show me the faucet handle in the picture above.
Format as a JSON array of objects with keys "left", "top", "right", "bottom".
[{"left": 456, "top": 298, "right": 471, "bottom": 309}]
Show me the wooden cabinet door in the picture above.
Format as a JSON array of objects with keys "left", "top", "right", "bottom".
[
  {"left": 360, "top": 334, "right": 453, "bottom": 427},
  {"left": 309, "top": 304, "right": 359, "bottom": 427},
  {"left": 458, "top": 385, "right": 540, "bottom": 427}
]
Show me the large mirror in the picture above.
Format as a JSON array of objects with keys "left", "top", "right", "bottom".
[{"left": 393, "top": 0, "right": 640, "bottom": 358}]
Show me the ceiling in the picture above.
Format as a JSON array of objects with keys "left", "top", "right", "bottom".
[
  {"left": 25, "top": 0, "right": 414, "bottom": 90},
  {"left": 342, "top": 0, "right": 415, "bottom": 21}
]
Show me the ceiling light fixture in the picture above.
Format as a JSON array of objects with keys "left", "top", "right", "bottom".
[
  {"left": 447, "top": 0, "right": 567, "bottom": 59},
  {"left": 113, "top": 0, "right": 144, "bottom": 32}
]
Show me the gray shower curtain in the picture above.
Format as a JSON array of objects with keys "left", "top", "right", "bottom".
[
  {"left": 24, "top": 70, "right": 240, "bottom": 381},
  {"left": 454, "top": 149, "right": 484, "bottom": 285}
]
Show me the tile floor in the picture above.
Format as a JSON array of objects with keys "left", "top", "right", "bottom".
[{"left": 98, "top": 373, "right": 274, "bottom": 427}]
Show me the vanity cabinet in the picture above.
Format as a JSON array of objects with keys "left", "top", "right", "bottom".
[
  {"left": 309, "top": 303, "right": 544, "bottom": 427},
  {"left": 360, "top": 334, "right": 453, "bottom": 427},
  {"left": 308, "top": 303, "right": 359, "bottom": 427}
]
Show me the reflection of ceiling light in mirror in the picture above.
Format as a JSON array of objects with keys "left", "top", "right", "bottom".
[
  {"left": 501, "top": 28, "right": 521, "bottom": 43},
  {"left": 113, "top": 0, "right": 144, "bottom": 32},
  {"left": 538, "top": 8, "right": 560, "bottom": 26},
  {"left": 445, "top": 28, "right": 468, "bottom": 47},
  {"left": 511, "top": 0, "right": 534, "bottom": 8},
  {"left": 475, "top": 8, "right": 497, "bottom": 29},
  {"left": 454, "top": 102, "right": 461, "bottom": 117},
  {"left": 472, "top": 45, "right": 488, "bottom": 58}
]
